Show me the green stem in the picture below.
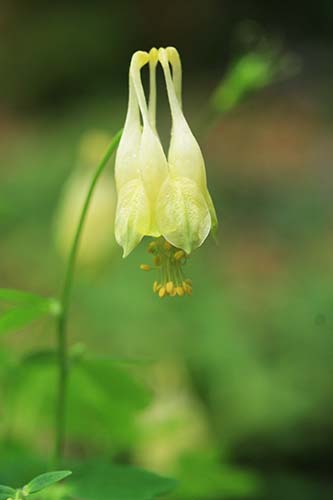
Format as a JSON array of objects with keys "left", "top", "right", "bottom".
[{"left": 54, "top": 129, "right": 122, "bottom": 465}]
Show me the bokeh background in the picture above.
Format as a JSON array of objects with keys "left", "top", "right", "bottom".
[{"left": 1, "top": 1, "right": 333, "bottom": 499}]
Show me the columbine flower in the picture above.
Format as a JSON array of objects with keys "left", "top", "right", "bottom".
[{"left": 114, "top": 47, "right": 218, "bottom": 297}]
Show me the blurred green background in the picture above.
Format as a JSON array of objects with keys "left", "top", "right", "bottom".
[{"left": 0, "top": 1, "right": 333, "bottom": 499}]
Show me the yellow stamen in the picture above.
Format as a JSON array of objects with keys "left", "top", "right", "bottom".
[
  {"left": 142, "top": 238, "right": 192, "bottom": 297},
  {"left": 166, "top": 281, "right": 174, "bottom": 294},
  {"left": 148, "top": 241, "right": 157, "bottom": 253},
  {"left": 140, "top": 264, "right": 151, "bottom": 271},
  {"left": 174, "top": 250, "right": 185, "bottom": 260},
  {"left": 182, "top": 281, "right": 190, "bottom": 292},
  {"left": 154, "top": 255, "right": 161, "bottom": 266}
]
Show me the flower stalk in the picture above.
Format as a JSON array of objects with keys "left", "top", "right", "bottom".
[{"left": 54, "top": 129, "right": 122, "bottom": 465}]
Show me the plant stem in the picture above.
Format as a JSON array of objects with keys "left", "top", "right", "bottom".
[{"left": 54, "top": 129, "right": 122, "bottom": 465}]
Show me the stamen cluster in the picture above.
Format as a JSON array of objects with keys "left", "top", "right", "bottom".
[{"left": 140, "top": 238, "right": 193, "bottom": 298}]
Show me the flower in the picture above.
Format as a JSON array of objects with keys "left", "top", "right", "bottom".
[
  {"left": 115, "top": 47, "right": 218, "bottom": 296},
  {"left": 54, "top": 130, "right": 116, "bottom": 268}
]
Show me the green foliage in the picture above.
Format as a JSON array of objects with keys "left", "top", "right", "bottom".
[
  {"left": 172, "top": 451, "right": 259, "bottom": 499},
  {"left": 0, "top": 485, "right": 15, "bottom": 500},
  {"left": 70, "top": 462, "right": 176, "bottom": 500},
  {"left": 4, "top": 353, "right": 151, "bottom": 451},
  {"left": 211, "top": 49, "right": 299, "bottom": 113},
  {"left": 24, "top": 471, "right": 72, "bottom": 494},
  {"left": 0, "top": 452, "right": 175, "bottom": 500},
  {"left": 0, "top": 471, "right": 71, "bottom": 500},
  {"left": 0, "top": 288, "right": 59, "bottom": 336},
  {"left": 0, "top": 289, "right": 52, "bottom": 306}
]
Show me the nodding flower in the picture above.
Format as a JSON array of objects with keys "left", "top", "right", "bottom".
[{"left": 114, "top": 47, "right": 218, "bottom": 296}]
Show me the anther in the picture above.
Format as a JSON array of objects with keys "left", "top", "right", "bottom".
[
  {"left": 148, "top": 241, "right": 157, "bottom": 253},
  {"left": 183, "top": 281, "right": 192, "bottom": 295},
  {"left": 166, "top": 281, "right": 174, "bottom": 294},
  {"left": 154, "top": 255, "right": 161, "bottom": 266},
  {"left": 140, "top": 264, "right": 151, "bottom": 271},
  {"left": 143, "top": 238, "right": 193, "bottom": 297},
  {"left": 174, "top": 250, "right": 185, "bottom": 260}
]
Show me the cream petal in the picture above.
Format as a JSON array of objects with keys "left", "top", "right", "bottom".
[
  {"left": 115, "top": 51, "right": 150, "bottom": 190},
  {"left": 115, "top": 124, "right": 142, "bottom": 190},
  {"left": 169, "top": 119, "right": 207, "bottom": 186},
  {"left": 148, "top": 47, "right": 158, "bottom": 131},
  {"left": 204, "top": 188, "right": 218, "bottom": 237},
  {"left": 166, "top": 47, "right": 182, "bottom": 106},
  {"left": 139, "top": 125, "right": 168, "bottom": 202},
  {"left": 115, "top": 75, "right": 142, "bottom": 190},
  {"left": 115, "top": 179, "right": 151, "bottom": 257},
  {"left": 156, "top": 176, "right": 211, "bottom": 254},
  {"left": 117, "top": 49, "right": 168, "bottom": 232},
  {"left": 138, "top": 48, "right": 168, "bottom": 219},
  {"left": 159, "top": 47, "right": 218, "bottom": 235},
  {"left": 130, "top": 51, "right": 150, "bottom": 124},
  {"left": 159, "top": 48, "right": 207, "bottom": 186}
]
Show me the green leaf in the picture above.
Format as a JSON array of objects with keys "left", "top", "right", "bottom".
[
  {"left": 0, "top": 485, "right": 15, "bottom": 500},
  {"left": 0, "top": 305, "right": 47, "bottom": 336},
  {"left": 21, "top": 349, "right": 58, "bottom": 365},
  {"left": 24, "top": 471, "right": 72, "bottom": 494},
  {"left": 174, "top": 450, "right": 260, "bottom": 499},
  {"left": 66, "top": 358, "right": 151, "bottom": 447},
  {"left": 6, "top": 356, "right": 151, "bottom": 451},
  {"left": 0, "top": 289, "right": 60, "bottom": 336},
  {"left": 0, "top": 288, "right": 52, "bottom": 306},
  {"left": 70, "top": 462, "right": 176, "bottom": 500}
]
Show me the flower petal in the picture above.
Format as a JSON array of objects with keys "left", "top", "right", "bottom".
[
  {"left": 115, "top": 179, "right": 151, "bottom": 257},
  {"left": 159, "top": 48, "right": 206, "bottom": 186},
  {"left": 115, "top": 78, "right": 142, "bottom": 189},
  {"left": 156, "top": 176, "right": 211, "bottom": 254},
  {"left": 115, "top": 51, "right": 149, "bottom": 190},
  {"left": 139, "top": 125, "right": 168, "bottom": 203},
  {"left": 148, "top": 47, "right": 158, "bottom": 131},
  {"left": 159, "top": 47, "right": 218, "bottom": 236}
]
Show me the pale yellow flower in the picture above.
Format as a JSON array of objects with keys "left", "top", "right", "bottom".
[
  {"left": 54, "top": 131, "right": 116, "bottom": 267},
  {"left": 115, "top": 47, "right": 218, "bottom": 295}
]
